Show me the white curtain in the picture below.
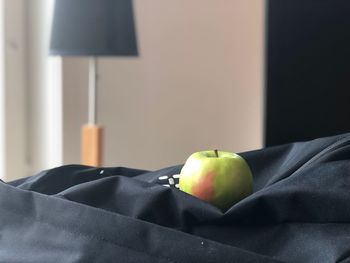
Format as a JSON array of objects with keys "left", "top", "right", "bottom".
[{"left": 0, "top": 0, "right": 62, "bottom": 181}]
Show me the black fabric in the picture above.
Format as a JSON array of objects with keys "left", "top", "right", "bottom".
[{"left": 1, "top": 133, "right": 350, "bottom": 262}]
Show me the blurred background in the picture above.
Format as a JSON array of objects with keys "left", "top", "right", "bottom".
[{"left": 0, "top": 0, "right": 349, "bottom": 181}]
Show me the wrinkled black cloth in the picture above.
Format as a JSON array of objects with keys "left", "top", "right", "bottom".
[{"left": 1, "top": 133, "right": 350, "bottom": 262}]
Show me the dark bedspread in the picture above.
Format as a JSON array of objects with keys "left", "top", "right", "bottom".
[{"left": 1, "top": 133, "right": 350, "bottom": 262}]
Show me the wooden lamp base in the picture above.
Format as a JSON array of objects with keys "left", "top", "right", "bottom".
[{"left": 81, "top": 124, "right": 103, "bottom": 167}]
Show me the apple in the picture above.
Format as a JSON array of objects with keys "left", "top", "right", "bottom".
[{"left": 179, "top": 150, "right": 253, "bottom": 211}]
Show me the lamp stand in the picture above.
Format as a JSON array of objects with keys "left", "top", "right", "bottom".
[{"left": 81, "top": 57, "right": 103, "bottom": 166}]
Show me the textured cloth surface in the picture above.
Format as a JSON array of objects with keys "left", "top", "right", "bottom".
[{"left": 2, "top": 133, "right": 350, "bottom": 262}]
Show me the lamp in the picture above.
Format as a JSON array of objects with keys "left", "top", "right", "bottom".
[{"left": 50, "top": 0, "right": 138, "bottom": 166}]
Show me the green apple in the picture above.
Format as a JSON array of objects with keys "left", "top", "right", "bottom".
[{"left": 179, "top": 150, "right": 253, "bottom": 211}]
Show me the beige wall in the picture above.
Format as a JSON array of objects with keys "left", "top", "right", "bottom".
[{"left": 63, "top": 0, "right": 265, "bottom": 170}]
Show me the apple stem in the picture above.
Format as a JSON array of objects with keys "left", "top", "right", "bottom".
[{"left": 214, "top": 149, "right": 219, "bottom": 157}]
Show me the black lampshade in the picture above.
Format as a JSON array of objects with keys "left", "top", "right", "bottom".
[{"left": 50, "top": 0, "right": 138, "bottom": 56}]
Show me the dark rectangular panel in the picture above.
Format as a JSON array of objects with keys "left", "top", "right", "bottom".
[{"left": 265, "top": 0, "right": 350, "bottom": 146}]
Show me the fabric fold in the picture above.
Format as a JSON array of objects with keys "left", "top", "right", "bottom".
[{"left": 1, "top": 132, "right": 350, "bottom": 262}]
